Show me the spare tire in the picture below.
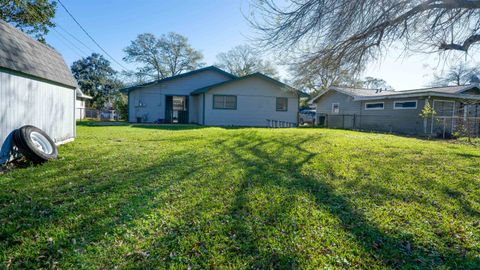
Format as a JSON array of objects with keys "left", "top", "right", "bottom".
[{"left": 14, "top": 125, "right": 58, "bottom": 164}]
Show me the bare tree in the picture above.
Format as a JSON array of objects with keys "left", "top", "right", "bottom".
[
  {"left": 250, "top": 0, "right": 480, "bottom": 74},
  {"left": 362, "top": 77, "right": 394, "bottom": 90},
  {"left": 215, "top": 45, "right": 278, "bottom": 77},
  {"left": 289, "top": 58, "right": 359, "bottom": 94},
  {"left": 123, "top": 32, "right": 204, "bottom": 80},
  {"left": 430, "top": 62, "right": 479, "bottom": 86}
]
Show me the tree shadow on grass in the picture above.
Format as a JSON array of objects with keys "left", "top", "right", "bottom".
[
  {"left": 131, "top": 124, "right": 208, "bottom": 131},
  {"left": 0, "top": 148, "right": 208, "bottom": 268},
  {"left": 214, "top": 132, "right": 480, "bottom": 269}
]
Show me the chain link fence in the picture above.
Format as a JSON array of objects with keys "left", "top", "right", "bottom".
[{"left": 317, "top": 113, "right": 480, "bottom": 138}]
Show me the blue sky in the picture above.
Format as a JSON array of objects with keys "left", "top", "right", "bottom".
[
  {"left": 47, "top": 0, "right": 251, "bottom": 72},
  {"left": 45, "top": 0, "right": 479, "bottom": 90}
]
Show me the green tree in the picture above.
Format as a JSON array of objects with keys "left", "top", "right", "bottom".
[
  {"left": 0, "top": 0, "right": 56, "bottom": 42},
  {"left": 71, "top": 53, "right": 123, "bottom": 109},
  {"left": 123, "top": 32, "right": 204, "bottom": 80},
  {"left": 215, "top": 45, "right": 278, "bottom": 77}
]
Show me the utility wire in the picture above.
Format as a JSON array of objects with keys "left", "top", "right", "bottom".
[
  {"left": 56, "top": 0, "right": 131, "bottom": 72},
  {"left": 29, "top": 3, "right": 97, "bottom": 55},
  {"left": 56, "top": 24, "right": 97, "bottom": 54},
  {"left": 25, "top": 5, "right": 88, "bottom": 58}
]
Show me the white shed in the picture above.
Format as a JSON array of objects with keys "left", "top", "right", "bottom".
[{"left": 0, "top": 19, "right": 77, "bottom": 164}]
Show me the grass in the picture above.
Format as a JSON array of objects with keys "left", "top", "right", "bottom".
[{"left": 1, "top": 124, "right": 479, "bottom": 269}]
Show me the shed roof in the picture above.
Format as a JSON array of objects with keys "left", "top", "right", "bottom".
[
  {"left": 310, "top": 84, "right": 480, "bottom": 103},
  {"left": 76, "top": 88, "right": 92, "bottom": 100},
  {"left": 0, "top": 19, "right": 77, "bottom": 89}
]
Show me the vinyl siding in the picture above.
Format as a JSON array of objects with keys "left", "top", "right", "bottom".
[
  {"left": 128, "top": 70, "right": 232, "bottom": 123},
  {"left": 75, "top": 99, "right": 86, "bottom": 120},
  {"left": 315, "top": 91, "right": 430, "bottom": 134},
  {"left": 315, "top": 91, "right": 361, "bottom": 114},
  {"left": 358, "top": 98, "right": 426, "bottom": 134},
  {"left": 203, "top": 77, "right": 298, "bottom": 126},
  {"left": 0, "top": 71, "right": 75, "bottom": 163}
]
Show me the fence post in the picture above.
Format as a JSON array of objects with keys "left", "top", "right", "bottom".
[{"left": 443, "top": 118, "right": 447, "bottom": 139}]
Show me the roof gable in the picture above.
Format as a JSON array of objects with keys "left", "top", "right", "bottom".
[
  {"left": 190, "top": 72, "right": 304, "bottom": 96},
  {"left": 120, "top": 66, "right": 237, "bottom": 93},
  {"left": 0, "top": 19, "right": 77, "bottom": 89}
]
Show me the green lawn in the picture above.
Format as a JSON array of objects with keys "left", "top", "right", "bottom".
[{"left": 1, "top": 124, "right": 480, "bottom": 269}]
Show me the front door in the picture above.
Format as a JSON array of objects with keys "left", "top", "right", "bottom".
[{"left": 165, "top": 96, "right": 189, "bottom": 124}]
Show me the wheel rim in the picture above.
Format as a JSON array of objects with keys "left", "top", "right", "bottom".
[{"left": 30, "top": 131, "right": 53, "bottom": 154}]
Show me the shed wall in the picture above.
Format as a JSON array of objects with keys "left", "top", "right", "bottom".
[{"left": 0, "top": 71, "right": 75, "bottom": 163}]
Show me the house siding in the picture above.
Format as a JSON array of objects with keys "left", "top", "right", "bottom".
[
  {"left": 203, "top": 77, "right": 298, "bottom": 126},
  {"left": 0, "top": 71, "right": 75, "bottom": 163},
  {"left": 128, "top": 70, "right": 232, "bottom": 123},
  {"left": 315, "top": 91, "right": 431, "bottom": 135},
  {"left": 357, "top": 98, "right": 427, "bottom": 134}
]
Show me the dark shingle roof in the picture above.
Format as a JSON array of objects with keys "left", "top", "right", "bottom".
[
  {"left": 310, "top": 84, "right": 480, "bottom": 103},
  {"left": 119, "top": 66, "right": 237, "bottom": 93},
  {"left": 190, "top": 72, "right": 307, "bottom": 97},
  {"left": 0, "top": 19, "right": 77, "bottom": 88}
]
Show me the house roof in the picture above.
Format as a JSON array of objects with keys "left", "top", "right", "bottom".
[
  {"left": 0, "top": 19, "right": 77, "bottom": 89},
  {"left": 76, "top": 88, "right": 92, "bottom": 100},
  {"left": 190, "top": 72, "right": 307, "bottom": 96},
  {"left": 119, "top": 66, "right": 237, "bottom": 93},
  {"left": 310, "top": 84, "right": 480, "bottom": 103}
]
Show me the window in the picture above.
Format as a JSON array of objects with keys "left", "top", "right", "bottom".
[
  {"left": 276, "top": 97, "right": 288, "bottom": 111},
  {"left": 394, "top": 100, "right": 417, "bottom": 109},
  {"left": 331, "top": 103, "right": 339, "bottom": 114},
  {"left": 213, "top": 95, "right": 237, "bottom": 110},
  {"left": 365, "top": 102, "right": 384, "bottom": 110}
]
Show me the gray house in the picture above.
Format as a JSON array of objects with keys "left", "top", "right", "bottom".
[
  {"left": 0, "top": 19, "right": 77, "bottom": 164},
  {"left": 122, "top": 66, "right": 300, "bottom": 127},
  {"left": 310, "top": 85, "right": 480, "bottom": 136}
]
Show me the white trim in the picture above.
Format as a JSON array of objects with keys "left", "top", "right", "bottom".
[
  {"left": 331, "top": 103, "right": 340, "bottom": 114},
  {"left": 393, "top": 100, "right": 418, "bottom": 110},
  {"left": 355, "top": 92, "right": 480, "bottom": 101},
  {"left": 55, "top": 137, "right": 75, "bottom": 146},
  {"left": 309, "top": 89, "right": 330, "bottom": 104},
  {"left": 364, "top": 102, "right": 384, "bottom": 110}
]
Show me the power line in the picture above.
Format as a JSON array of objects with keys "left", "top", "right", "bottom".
[
  {"left": 25, "top": 5, "right": 89, "bottom": 58},
  {"left": 56, "top": 24, "right": 97, "bottom": 54},
  {"left": 56, "top": 0, "right": 131, "bottom": 72}
]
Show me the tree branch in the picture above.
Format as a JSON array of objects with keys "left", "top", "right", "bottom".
[{"left": 439, "top": 34, "right": 480, "bottom": 51}]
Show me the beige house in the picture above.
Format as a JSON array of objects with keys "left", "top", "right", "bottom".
[{"left": 122, "top": 66, "right": 301, "bottom": 127}]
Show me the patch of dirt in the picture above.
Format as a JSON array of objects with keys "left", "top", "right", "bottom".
[{"left": 0, "top": 158, "right": 31, "bottom": 174}]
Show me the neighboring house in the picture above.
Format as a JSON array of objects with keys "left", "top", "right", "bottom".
[
  {"left": 76, "top": 88, "right": 92, "bottom": 120},
  {"left": 310, "top": 85, "right": 480, "bottom": 136},
  {"left": 0, "top": 19, "right": 77, "bottom": 164},
  {"left": 121, "top": 66, "right": 301, "bottom": 127}
]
